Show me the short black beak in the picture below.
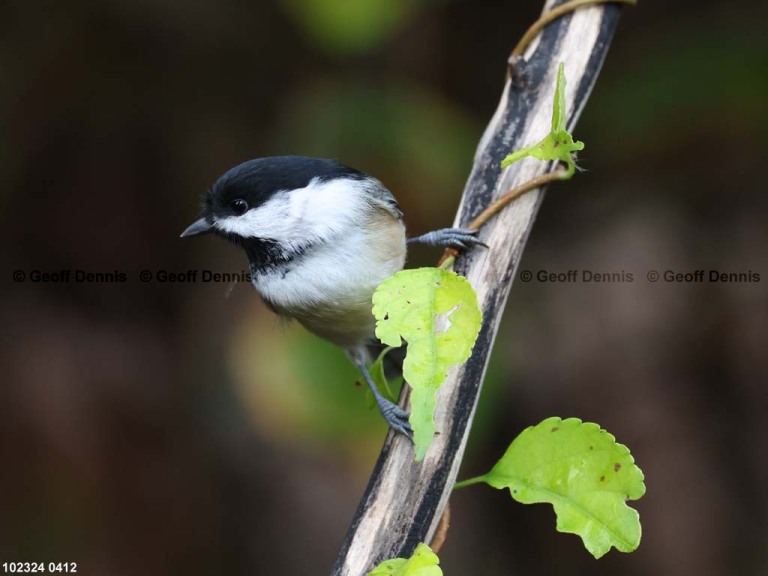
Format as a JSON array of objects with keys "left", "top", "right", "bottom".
[{"left": 180, "top": 218, "right": 214, "bottom": 238}]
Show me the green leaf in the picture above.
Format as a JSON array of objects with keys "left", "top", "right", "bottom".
[
  {"left": 459, "top": 417, "right": 645, "bottom": 558},
  {"left": 368, "top": 543, "right": 442, "bottom": 576},
  {"left": 368, "top": 346, "right": 404, "bottom": 405},
  {"left": 373, "top": 268, "right": 482, "bottom": 460},
  {"left": 552, "top": 60, "right": 567, "bottom": 133},
  {"left": 500, "top": 62, "right": 584, "bottom": 178}
]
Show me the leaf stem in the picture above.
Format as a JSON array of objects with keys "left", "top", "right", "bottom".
[
  {"left": 452, "top": 475, "right": 488, "bottom": 490},
  {"left": 438, "top": 255, "right": 456, "bottom": 270},
  {"left": 511, "top": 0, "right": 638, "bottom": 59}
]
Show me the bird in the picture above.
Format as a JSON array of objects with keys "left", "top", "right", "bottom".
[{"left": 181, "top": 156, "right": 484, "bottom": 437}]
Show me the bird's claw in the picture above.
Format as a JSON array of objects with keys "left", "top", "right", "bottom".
[
  {"left": 407, "top": 227, "right": 488, "bottom": 250},
  {"left": 379, "top": 399, "right": 413, "bottom": 441}
]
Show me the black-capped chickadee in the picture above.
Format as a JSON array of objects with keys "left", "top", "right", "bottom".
[{"left": 181, "top": 156, "right": 483, "bottom": 437}]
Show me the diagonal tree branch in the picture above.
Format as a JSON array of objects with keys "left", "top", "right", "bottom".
[{"left": 332, "top": 1, "right": 629, "bottom": 574}]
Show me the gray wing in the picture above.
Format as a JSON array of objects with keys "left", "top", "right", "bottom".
[{"left": 363, "top": 178, "right": 403, "bottom": 220}]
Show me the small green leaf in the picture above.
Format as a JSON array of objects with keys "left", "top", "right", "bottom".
[
  {"left": 373, "top": 268, "right": 482, "bottom": 460},
  {"left": 552, "top": 60, "right": 567, "bottom": 133},
  {"left": 461, "top": 417, "right": 645, "bottom": 558},
  {"left": 368, "top": 543, "right": 442, "bottom": 576},
  {"left": 501, "top": 62, "right": 584, "bottom": 178},
  {"left": 368, "top": 346, "right": 403, "bottom": 405}
]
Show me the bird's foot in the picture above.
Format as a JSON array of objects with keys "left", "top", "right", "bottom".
[
  {"left": 378, "top": 397, "right": 413, "bottom": 440},
  {"left": 407, "top": 227, "right": 488, "bottom": 250},
  {"left": 354, "top": 356, "right": 413, "bottom": 441}
]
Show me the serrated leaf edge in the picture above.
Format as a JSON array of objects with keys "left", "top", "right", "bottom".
[
  {"left": 503, "top": 475, "right": 641, "bottom": 554},
  {"left": 473, "top": 417, "right": 645, "bottom": 557}
]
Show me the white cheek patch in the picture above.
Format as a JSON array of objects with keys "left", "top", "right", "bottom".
[
  {"left": 214, "top": 194, "right": 294, "bottom": 240},
  {"left": 213, "top": 177, "right": 369, "bottom": 243}
]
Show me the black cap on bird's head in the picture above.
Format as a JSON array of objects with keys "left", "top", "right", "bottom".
[{"left": 180, "top": 156, "right": 364, "bottom": 240}]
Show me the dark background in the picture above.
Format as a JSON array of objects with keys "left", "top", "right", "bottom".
[{"left": 2, "top": 0, "right": 766, "bottom": 574}]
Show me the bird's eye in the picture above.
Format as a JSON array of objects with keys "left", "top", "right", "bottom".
[{"left": 230, "top": 199, "right": 249, "bottom": 216}]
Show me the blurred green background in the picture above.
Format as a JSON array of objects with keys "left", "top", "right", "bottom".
[{"left": 2, "top": 0, "right": 767, "bottom": 574}]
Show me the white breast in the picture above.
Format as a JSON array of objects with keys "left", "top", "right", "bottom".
[
  {"left": 254, "top": 213, "right": 406, "bottom": 347},
  {"left": 219, "top": 176, "right": 407, "bottom": 348}
]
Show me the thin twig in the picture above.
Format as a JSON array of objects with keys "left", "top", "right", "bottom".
[
  {"left": 511, "top": 0, "right": 637, "bottom": 59},
  {"left": 467, "top": 166, "right": 567, "bottom": 230},
  {"left": 428, "top": 503, "right": 451, "bottom": 554},
  {"left": 438, "top": 165, "right": 567, "bottom": 266}
]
